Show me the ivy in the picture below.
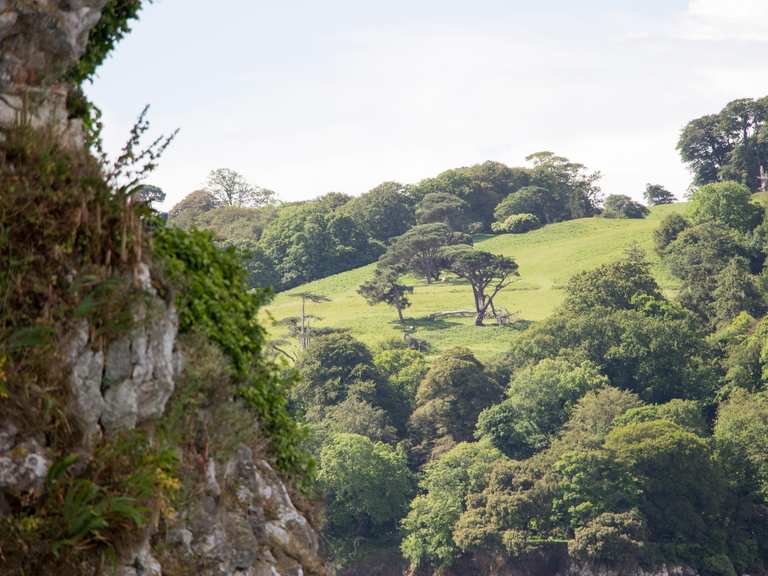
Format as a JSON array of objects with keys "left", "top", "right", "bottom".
[
  {"left": 153, "top": 225, "right": 314, "bottom": 481},
  {"left": 67, "top": 0, "right": 148, "bottom": 85}
]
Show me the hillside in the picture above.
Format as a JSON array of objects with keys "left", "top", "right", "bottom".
[{"left": 265, "top": 202, "right": 688, "bottom": 359}]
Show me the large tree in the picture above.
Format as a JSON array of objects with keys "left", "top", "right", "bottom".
[
  {"left": 441, "top": 246, "right": 519, "bottom": 325},
  {"left": 205, "top": 167, "right": 277, "bottom": 207},
  {"left": 409, "top": 349, "right": 502, "bottom": 462},
  {"left": 339, "top": 181, "right": 416, "bottom": 242},
  {"left": 415, "top": 192, "right": 470, "bottom": 231},
  {"left": 677, "top": 96, "right": 768, "bottom": 190},
  {"left": 379, "top": 223, "right": 471, "bottom": 284}
]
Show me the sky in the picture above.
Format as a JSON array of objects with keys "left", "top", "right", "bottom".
[{"left": 85, "top": 0, "right": 768, "bottom": 210}]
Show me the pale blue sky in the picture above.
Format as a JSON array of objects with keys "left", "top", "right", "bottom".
[{"left": 86, "top": 0, "right": 768, "bottom": 209}]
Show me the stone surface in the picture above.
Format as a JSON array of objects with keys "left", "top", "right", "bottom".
[
  {"left": 0, "top": 427, "right": 49, "bottom": 496},
  {"left": 167, "top": 446, "right": 329, "bottom": 576},
  {"left": 66, "top": 294, "right": 179, "bottom": 437},
  {"left": 0, "top": 0, "right": 109, "bottom": 146}
]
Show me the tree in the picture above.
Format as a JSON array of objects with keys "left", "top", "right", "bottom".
[
  {"left": 654, "top": 213, "right": 689, "bottom": 254},
  {"left": 476, "top": 358, "right": 608, "bottom": 458},
  {"left": 358, "top": 267, "right": 413, "bottom": 322},
  {"left": 321, "top": 397, "right": 398, "bottom": 443},
  {"left": 526, "top": 151, "right": 602, "bottom": 219},
  {"left": 415, "top": 192, "right": 470, "bottom": 230},
  {"left": 410, "top": 161, "right": 532, "bottom": 230},
  {"left": 379, "top": 223, "right": 470, "bottom": 284},
  {"left": 259, "top": 201, "right": 383, "bottom": 288},
  {"left": 564, "top": 247, "right": 661, "bottom": 313},
  {"left": 339, "top": 181, "right": 415, "bottom": 242},
  {"left": 167, "top": 189, "right": 219, "bottom": 228},
  {"left": 677, "top": 97, "right": 768, "bottom": 190},
  {"left": 294, "top": 333, "right": 380, "bottom": 412},
  {"left": 714, "top": 389, "right": 768, "bottom": 500},
  {"left": 441, "top": 246, "right": 519, "bottom": 326},
  {"left": 643, "top": 183, "right": 676, "bottom": 206},
  {"left": 295, "top": 333, "right": 410, "bottom": 431},
  {"left": 493, "top": 185, "right": 555, "bottom": 224},
  {"left": 318, "top": 433, "right": 414, "bottom": 537},
  {"left": 689, "top": 181, "right": 763, "bottom": 233},
  {"left": 205, "top": 168, "right": 277, "bottom": 207},
  {"left": 409, "top": 348, "right": 502, "bottom": 462},
  {"left": 605, "top": 420, "right": 725, "bottom": 555},
  {"left": 289, "top": 291, "right": 331, "bottom": 349},
  {"left": 601, "top": 195, "right": 649, "bottom": 219},
  {"left": 400, "top": 441, "right": 501, "bottom": 570}
]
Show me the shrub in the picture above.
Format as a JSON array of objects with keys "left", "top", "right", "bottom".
[
  {"left": 569, "top": 511, "right": 646, "bottom": 566},
  {"left": 491, "top": 213, "right": 542, "bottom": 234},
  {"left": 601, "top": 195, "right": 649, "bottom": 219}
]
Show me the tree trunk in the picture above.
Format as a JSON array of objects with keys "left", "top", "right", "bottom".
[{"left": 397, "top": 305, "right": 404, "bottom": 323}]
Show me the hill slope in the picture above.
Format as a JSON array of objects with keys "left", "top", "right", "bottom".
[{"left": 265, "top": 203, "right": 686, "bottom": 359}]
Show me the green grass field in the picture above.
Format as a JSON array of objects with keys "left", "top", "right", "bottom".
[{"left": 264, "top": 203, "right": 689, "bottom": 360}]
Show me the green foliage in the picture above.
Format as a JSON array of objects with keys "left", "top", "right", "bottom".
[
  {"left": 318, "top": 433, "right": 414, "bottom": 536},
  {"left": 67, "top": 0, "right": 146, "bottom": 85},
  {"left": 690, "top": 181, "right": 763, "bottom": 232},
  {"left": 153, "top": 225, "right": 311, "bottom": 478},
  {"left": 605, "top": 420, "right": 725, "bottom": 559},
  {"left": 491, "top": 212, "right": 542, "bottom": 234},
  {"left": 339, "top": 181, "right": 416, "bottom": 242},
  {"left": 563, "top": 247, "right": 661, "bottom": 313},
  {"left": 411, "top": 161, "right": 532, "bottom": 230},
  {"left": 493, "top": 185, "right": 555, "bottom": 223},
  {"left": 601, "top": 195, "right": 649, "bottom": 219},
  {"left": 379, "top": 222, "right": 471, "bottom": 283},
  {"left": 613, "top": 399, "right": 707, "bottom": 436},
  {"left": 654, "top": 213, "right": 689, "bottom": 253},
  {"left": 400, "top": 441, "right": 500, "bottom": 570},
  {"left": 714, "top": 389, "right": 768, "bottom": 500},
  {"left": 409, "top": 348, "right": 502, "bottom": 461},
  {"left": 677, "top": 97, "right": 768, "bottom": 190},
  {"left": 373, "top": 346, "right": 429, "bottom": 407},
  {"left": 258, "top": 201, "right": 383, "bottom": 289},
  {"left": 358, "top": 267, "right": 413, "bottom": 322},
  {"left": 568, "top": 511, "right": 646, "bottom": 566},
  {"left": 415, "top": 192, "right": 470, "bottom": 230},
  {"left": 476, "top": 358, "right": 607, "bottom": 458},
  {"left": 644, "top": 183, "right": 676, "bottom": 206},
  {"left": 554, "top": 451, "right": 642, "bottom": 530},
  {"left": 441, "top": 245, "right": 519, "bottom": 325}
]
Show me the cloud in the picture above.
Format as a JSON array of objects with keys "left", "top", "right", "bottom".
[{"left": 679, "top": 0, "right": 768, "bottom": 42}]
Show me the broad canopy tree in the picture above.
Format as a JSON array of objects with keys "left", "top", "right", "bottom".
[
  {"left": 644, "top": 183, "right": 676, "bottom": 206},
  {"left": 206, "top": 167, "right": 277, "bottom": 208},
  {"left": 379, "top": 223, "right": 471, "bottom": 284},
  {"left": 441, "top": 245, "right": 519, "bottom": 325}
]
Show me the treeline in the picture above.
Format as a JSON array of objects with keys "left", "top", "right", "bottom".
[
  {"left": 168, "top": 152, "right": 605, "bottom": 290},
  {"left": 294, "top": 176, "right": 768, "bottom": 575}
]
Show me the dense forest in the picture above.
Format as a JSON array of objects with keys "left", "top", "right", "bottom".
[{"left": 164, "top": 96, "right": 768, "bottom": 576}]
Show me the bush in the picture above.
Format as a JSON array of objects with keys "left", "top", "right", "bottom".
[
  {"left": 569, "top": 511, "right": 646, "bottom": 566},
  {"left": 491, "top": 213, "right": 542, "bottom": 234},
  {"left": 602, "top": 195, "right": 649, "bottom": 219}
]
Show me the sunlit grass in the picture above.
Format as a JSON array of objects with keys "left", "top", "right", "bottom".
[{"left": 264, "top": 202, "right": 689, "bottom": 360}]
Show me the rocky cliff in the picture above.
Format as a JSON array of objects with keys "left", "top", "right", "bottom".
[{"left": 0, "top": 3, "right": 328, "bottom": 575}]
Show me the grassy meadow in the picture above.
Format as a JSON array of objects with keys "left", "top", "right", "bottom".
[{"left": 264, "top": 203, "right": 689, "bottom": 360}]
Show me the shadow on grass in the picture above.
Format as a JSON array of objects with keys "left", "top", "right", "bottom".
[{"left": 389, "top": 316, "right": 462, "bottom": 332}]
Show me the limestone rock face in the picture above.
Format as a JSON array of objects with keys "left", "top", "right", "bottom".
[
  {"left": 0, "top": 0, "right": 109, "bottom": 145},
  {"left": 66, "top": 292, "right": 179, "bottom": 438},
  {"left": 166, "top": 446, "right": 328, "bottom": 576}
]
